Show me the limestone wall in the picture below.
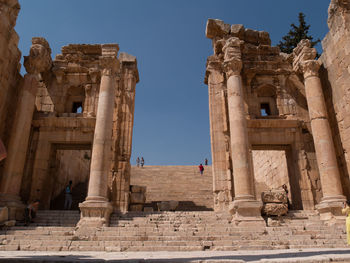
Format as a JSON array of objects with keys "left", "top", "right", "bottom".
[
  {"left": 252, "top": 150, "right": 290, "bottom": 201},
  {"left": 0, "top": 0, "right": 22, "bottom": 159},
  {"left": 320, "top": 0, "right": 350, "bottom": 198}
]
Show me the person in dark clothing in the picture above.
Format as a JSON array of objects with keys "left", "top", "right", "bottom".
[
  {"left": 205, "top": 158, "right": 208, "bottom": 166},
  {"left": 141, "top": 157, "right": 145, "bottom": 168},
  {"left": 24, "top": 200, "right": 39, "bottom": 226},
  {"left": 64, "top": 180, "right": 73, "bottom": 210}
]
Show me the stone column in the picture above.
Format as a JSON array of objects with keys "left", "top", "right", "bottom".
[
  {"left": 78, "top": 44, "right": 119, "bottom": 227},
  {"left": 205, "top": 58, "right": 232, "bottom": 211},
  {"left": 293, "top": 40, "right": 345, "bottom": 220},
  {"left": 223, "top": 37, "right": 264, "bottom": 226},
  {"left": 0, "top": 37, "right": 51, "bottom": 220}
]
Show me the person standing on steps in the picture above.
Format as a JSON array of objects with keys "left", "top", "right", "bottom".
[
  {"left": 141, "top": 157, "right": 145, "bottom": 168},
  {"left": 342, "top": 200, "right": 350, "bottom": 245},
  {"left": 64, "top": 180, "right": 73, "bottom": 210},
  {"left": 24, "top": 199, "right": 40, "bottom": 226},
  {"left": 136, "top": 157, "right": 140, "bottom": 167},
  {"left": 199, "top": 164, "right": 204, "bottom": 175},
  {"left": 205, "top": 158, "right": 208, "bottom": 166}
]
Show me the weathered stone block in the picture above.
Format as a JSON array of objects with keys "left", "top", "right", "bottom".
[
  {"left": 157, "top": 201, "right": 179, "bottom": 211},
  {"left": 130, "top": 185, "right": 146, "bottom": 193},
  {"left": 263, "top": 203, "right": 288, "bottom": 216},
  {"left": 244, "top": 29, "right": 259, "bottom": 45},
  {"left": 262, "top": 190, "right": 287, "bottom": 204},
  {"left": 129, "top": 204, "right": 143, "bottom": 212},
  {"left": 0, "top": 207, "right": 8, "bottom": 224},
  {"left": 206, "top": 19, "right": 230, "bottom": 39},
  {"left": 143, "top": 207, "right": 154, "bottom": 212},
  {"left": 258, "top": 31, "right": 271, "bottom": 46},
  {"left": 130, "top": 192, "right": 146, "bottom": 204},
  {"left": 230, "top": 24, "right": 245, "bottom": 39}
]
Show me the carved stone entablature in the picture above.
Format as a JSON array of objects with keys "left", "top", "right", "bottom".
[
  {"left": 292, "top": 39, "right": 317, "bottom": 75},
  {"left": 23, "top": 37, "right": 52, "bottom": 75},
  {"left": 223, "top": 37, "right": 243, "bottom": 77}
]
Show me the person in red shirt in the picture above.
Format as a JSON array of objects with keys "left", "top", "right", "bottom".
[{"left": 199, "top": 164, "right": 204, "bottom": 175}]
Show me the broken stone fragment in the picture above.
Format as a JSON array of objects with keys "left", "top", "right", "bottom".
[
  {"left": 263, "top": 203, "right": 288, "bottom": 216},
  {"left": 206, "top": 19, "right": 230, "bottom": 39},
  {"left": 262, "top": 190, "right": 287, "bottom": 204}
]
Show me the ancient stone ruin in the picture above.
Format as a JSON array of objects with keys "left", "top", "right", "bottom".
[
  {"left": 0, "top": 0, "right": 350, "bottom": 253},
  {"left": 204, "top": 0, "right": 350, "bottom": 225}
]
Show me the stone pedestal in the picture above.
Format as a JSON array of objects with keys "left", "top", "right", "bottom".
[
  {"left": 223, "top": 37, "right": 265, "bottom": 226},
  {"left": 293, "top": 40, "right": 346, "bottom": 220},
  {"left": 78, "top": 44, "right": 119, "bottom": 227}
]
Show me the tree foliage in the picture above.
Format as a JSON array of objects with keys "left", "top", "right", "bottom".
[{"left": 278, "top": 12, "right": 320, "bottom": 54}]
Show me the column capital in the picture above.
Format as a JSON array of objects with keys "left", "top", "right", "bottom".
[
  {"left": 292, "top": 39, "right": 319, "bottom": 78},
  {"left": 222, "top": 37, "right": 243, "bottom": 78},
  {"left": 99, "top": 56, "right": 120, "bottom": 77},
  {"left": 300, "top": 60, "right": 321, "bottom": 79}
]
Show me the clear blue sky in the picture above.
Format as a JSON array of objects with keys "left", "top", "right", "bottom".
[{"left": 16, "top": 0, "right": 330, "bottom": 165}]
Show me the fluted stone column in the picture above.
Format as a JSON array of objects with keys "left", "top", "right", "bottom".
[
  {"left": 0, "top": 38, "right": 51, "bottom": 220},
  {"left": 293, "top": 40, "right": 345, "bottom": 220},
  {"left": 206, "top": 58, "right": 232, "bottom": 211},
  {"left": 223, "top": 37, "right": 264, "bottom": 226},
  {"left": 78, "top": 44, "right": 119, "bottom": 227}
]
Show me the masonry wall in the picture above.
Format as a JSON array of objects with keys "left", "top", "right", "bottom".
[
  {"left": 320, "top": 0, "right": 350, "bottom": 199},
  {"left": 0, "top": 0, "right": 22, "bottom": 162}
]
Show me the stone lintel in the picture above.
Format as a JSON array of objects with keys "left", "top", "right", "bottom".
[
  {"left": 247, "top": 119, "right": 300, "bottom": 129},
  {"left": 31, "top": 117, "right": 96, "bottom": 129}
]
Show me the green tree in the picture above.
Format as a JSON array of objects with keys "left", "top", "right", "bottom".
[{"left": 278, "top": 12, "right": 320, "bottom": 54}]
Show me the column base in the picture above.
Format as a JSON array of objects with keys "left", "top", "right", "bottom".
[
  {"left": 316, "top": 195, "right": 346, "bottom": 221},
  {"left": 0, "top": 194, "right": 25, "bottom": 220},
  {"left": 78, "top": 200, "right": 113, "bottom": 227},
  {"left": 229, "top": 198, "right": 265, "bottom": 227}
]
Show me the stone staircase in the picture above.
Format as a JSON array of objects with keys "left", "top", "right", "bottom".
[
  {"left": 130, "top": 165, "right": 213, "bottom": 211},
  {"left": 0, "top": 210, "right": 347, "bottom": 252}
]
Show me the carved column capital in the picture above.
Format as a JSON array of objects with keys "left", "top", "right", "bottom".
[
  {"left": 300, "top": 60, "right": 321, "bottom": 79},
  {"left": 23, "top": 37, "right": 52, "bottom": 75},
  {"left": 222, "top": 37, "right": 243, "bottom": 77},
  {"left": 99, "top": 56, "right": 120, "bottom": 77}
]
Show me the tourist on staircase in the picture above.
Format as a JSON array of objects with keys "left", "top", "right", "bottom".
[
  {"left": 199, "top": 164, "right": 204, "bottom": 175},
  {"left": 136, "top": 157, "right": 140, "bottom": 167},
  {"left": 342, "top": 200, "right": 350, "bottom": 245},
  {"left": 64, "top": 180, "right": 73, "bottom": 210},
  {"left": 141, "top": 157, "right": 144, "bottom": 168},
  {"left": 24, "top": 200, "right": 39, "bottom": 226}
]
